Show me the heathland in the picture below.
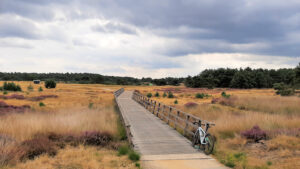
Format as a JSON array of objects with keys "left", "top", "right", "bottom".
[
  {"left": 0, "top": 82, "right": 299, "bottom": 169},
  {"left": 135, "top": 86, "right": 300, "bottom": 169},
  {"left": 0, "top": 82, "right": 139, "bottom": 169}
]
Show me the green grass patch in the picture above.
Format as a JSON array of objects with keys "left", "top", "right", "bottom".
[
  {"left": 88, "top": 102, "right": 94, "bottom": 109},
  {"left": 39, "top": 102, "right": 45, "bottom": 107},
  {"left": 218, "top": 130, "right": 235, "bottom": 139},
  {"left": 118, "top": 145, "right": 129, "bottom": 156},
  {"left": 128, "top": 151, "right": 140, "bottom": 162}
]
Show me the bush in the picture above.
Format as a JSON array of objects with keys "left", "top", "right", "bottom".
[
  {"left": 184, "top": 102, "right": 198, "bottom": 108},
  {"left": 3, "top": 82, "right": 22, "bottom": 91},
  {"left": 27, "top": 85, "right": 33, "bottom": 91},
  {"left": 163, "top": 92, "right": 167, "bottom": 97},
  {"left": 241, "top": 125, "right": 267, "bottom": 142},
  {"left": 39, "top": 102, "right": 45, "bottom": 107},
  {"left": 221, "top": 91, "right": 230, "bottom": 98},
  {"left": 277, "top": 88, "right": 295, "bottom": 96},
  {"left": 168, "top": 92, "right": 174, "bottom": 98},
  {"left": 128, "top": 151, "right": 140, "bottom": 162},
  {"left": 20, "top": 137, "right": 57, "bottom": 160},
  {"left": 3, "top": 91, "right": 7, "bottom": 95},
  {"left": 45, "top": 80, "right": 56, "bottom": 89},
  {"left": 195, "top": 93, "right": 204, "bottom": 99},
  {"left": 147, "top": 93, "right": 152, "bottom": 98},
  {"left": 80, "top": 131, "right": 112, "bottom": 146},
  {"left": 0, "top": 87, "right": 2, "bottom": 91},
  {"left": 273, "top": 83, "right": 295, "bottom": 96},
  {"left": 38, "top": 87, "right": 43, "bottom": 92},
  {"left": 174, "top": 100, "right": 178, "bottom": 104},
  {"left": 118, "top": 145, "right": 129, "bottom": 156},
  {"left": 135, "top": 162, "right": 141, "bottom": 168},
  {"left": 88, "top": 103, "right": 94, "bottom": 109},
  {"left": 154, "top": 92, "right": 159, "bottom": 97},
  {"left": 273, "top": 82, "right": 285, "bottom": 90}
]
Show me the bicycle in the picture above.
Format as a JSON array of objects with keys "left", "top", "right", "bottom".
[{"left": 192, "top": 120, "right": 215, "bottom": 155}]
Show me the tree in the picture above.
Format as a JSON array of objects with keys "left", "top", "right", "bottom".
[
  {"left": 45, "top": 80, "right": 56, "bottom": 89},
  {"left": 295, "top": 62, "right": 300, "bottom": 88}
]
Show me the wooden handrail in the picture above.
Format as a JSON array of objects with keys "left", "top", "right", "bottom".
[
  {"left": 132, "top": 91, "right": 215, "bottom": 137},
  {"left": 114, "top": 88, "right": 133, "bottom": 147},
  {"left": 114, "top": 88, "right": 124, "bottom": 97}
]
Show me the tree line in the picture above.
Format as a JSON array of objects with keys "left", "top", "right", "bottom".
[
  {"left": 0, "top": 72, "right": 140, "bottom": 85},
  {"left": 185, "top": 67, "right": 298, "bottom": 89},
  {"left": 0, "top": 63, "right": 299, "bottom": 89}
]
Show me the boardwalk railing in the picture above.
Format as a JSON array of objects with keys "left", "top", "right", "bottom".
[
  {"left": 132, "top": 91, "right": 214, "bottom": 138},
  {"left": 114, "top": 88, "right": 133, "bottom": 147},
  {"left": 114, "top": 88, "right": 125, "bottom": 97}
]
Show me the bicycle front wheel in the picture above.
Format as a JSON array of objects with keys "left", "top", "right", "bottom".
[{"left": 204, "top": 134, "right": 215, "bottom": 155}]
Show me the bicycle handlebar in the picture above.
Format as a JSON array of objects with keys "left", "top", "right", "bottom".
[{"left": 193, "top": 121, "right": 215, "bottom": 126}]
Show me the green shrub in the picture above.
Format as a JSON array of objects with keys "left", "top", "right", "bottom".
[
  {"left": 116, "top": 115, "right": 127, "bottom": 140},
  {"left": 278, "top": 88, "right": 294, "bottom": 96},
  {"left": 3, "top": 91, "right": 8, "bottom": 95},
  {"left": 3, "top": 82, "right": 22, "bottom": 91},
  {"left": 118, "top": 145, "right": 129, "bottom": 156},
  {"left": 163, "top": 92, "right": 167, "bottom": 97},
  {"left": 267, "top": 161, "right": 272, "bottom": 166},
  {"left": 39, "top": 102, "right": 45, "bottom": 107},
  {"left": 174, "top": 100, "right": 178, "bottom": 104},
  {"left": 273, "top": 83, "right": 285, "bottom": 90},
  {"left": 154, "top": 92, "right": 159, "bottom": 97},
  {"left": 135, "top": 162, "right": 141, "bottom": 168},
  {"left": 128, "top": 151, "right": 140, "bottom": 162},
  {"left": 88, "top": 103, "right": 94, "bottom": 109},
  {"left": 38, "top": 87, "right": 43, "bottom": 92},
  {"left": 45, "top": 80, "right": 56, "bottom": 89},
  {"left": 168, "top": 92, "right": 174, "bottom": 98},
  {"left": 147, "top": 93, "right": 152, "bottom": 98},
  {"left": 225, "top": 154, "right": 236, "bottom": 168},
  {"left": 221, "top": 91, "right": 230, "bottom": 98},
  {"left": 27, "top": 84, "right": 34, "bottom": 91},
  {"left": 0, "top": 86, "right": 2, "bottom": 91},
  {"left": 195, "top": 93, "right": 204, "bottom": 99},
  {"left": 273, "top": 83, "right": 295, "bottom": 96}
]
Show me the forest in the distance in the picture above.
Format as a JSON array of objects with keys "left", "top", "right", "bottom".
[{"left": 0, "top": 63, "right": 299, "bottom": 89}]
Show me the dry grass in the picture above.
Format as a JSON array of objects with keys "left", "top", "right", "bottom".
[
  {"left": 0, "top": 81, "right": 137, "bottom": 169},
  {"left": 0, "top": 108, "right": 117, "bottom": 141},
  {"left": 136, "top": 85, "right": 300, "bottom": 169},
  {"left": 2, "top": 82, "right": 300, "bottom": 169},
  {"left": 4, "top": 146, "right": 137, "bottom": 169},
  {"left": 229, "top": 95, "right": 300, "bottom": 115}
]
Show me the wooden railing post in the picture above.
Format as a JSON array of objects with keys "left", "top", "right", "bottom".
[
  {"left": 157, "top": 103, "right": 161, "bottom": 117},
  {"left": 152, "top": 101, "right": 156, "bottom": 114},
  {"left": 175, "top": 111, "right": 180, "bottom": 130},
  {"left": 167, "top": 107, "right": 171, "bottom": 124},
  {"left": 184, "top": 115, "right": 190, "bottom": 136}
]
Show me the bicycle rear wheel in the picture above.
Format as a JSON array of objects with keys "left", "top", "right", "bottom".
[
  {"left": 204, "top": 134, "right": 215, "bottom": 155},
  {"left": 192, "top": 131, "right": 199, "bottom": 147}
]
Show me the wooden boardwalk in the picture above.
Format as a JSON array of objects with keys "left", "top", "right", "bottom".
[{"left": 116, "top": 90, "right": 226, "bottom": 169}]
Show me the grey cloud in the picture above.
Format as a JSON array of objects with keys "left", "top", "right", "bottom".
[
  {"left": 1, "top": 0, "right": 300, "bottom": 60},
  {"left": 83, "top": 0, "right": 300, "bottom": 56},
  {"left": 0, "top": 40, "right": 33, "bottom": 49},
  {"left": 92, "top": 22, "right": 137, "bottom": 35},
  {"left": 0, "top": 16, "right": 40, "bottom": 39}
]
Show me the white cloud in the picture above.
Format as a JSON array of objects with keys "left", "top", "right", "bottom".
[{"left": 0, "top": 0, "right": 299, "bottom": 78}]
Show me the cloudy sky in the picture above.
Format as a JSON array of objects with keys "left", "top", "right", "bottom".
[{"left": 0, "top": 0, "right": 299, "bottom": 78}]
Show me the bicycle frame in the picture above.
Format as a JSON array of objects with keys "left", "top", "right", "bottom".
[
  {"left": 197, "top": 127, "right": 207, "bottom": 144},
  {"left": 195, "top": 123, "right": 210, "bottom": 145}
]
